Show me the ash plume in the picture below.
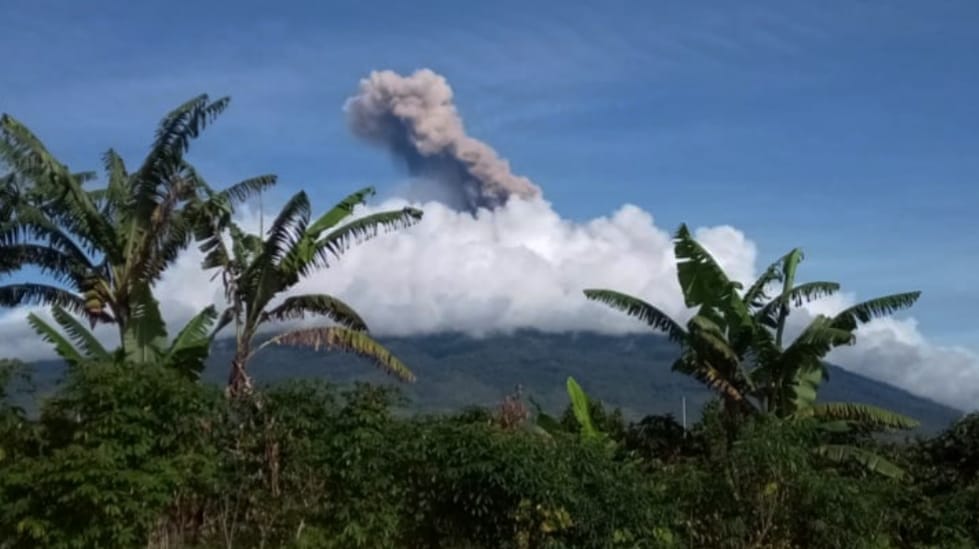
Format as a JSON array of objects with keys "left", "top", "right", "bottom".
[{"left": 345, "top": 69, "right": 541, "bottom": 212}]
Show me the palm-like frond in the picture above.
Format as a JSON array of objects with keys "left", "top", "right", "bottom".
[
  {"left": 49, "top": 306, "right": 110, "bottom": 361},
  {"left": 132, "top": 96, "right": 230, "bottom": 239},
  {"left": 211, "top": 307, "right": 235, "bottom": 340},
  {"left": 672, "top": 355, "right": 748, "bottom": 404},
  {"left": 262, "top": 191, "right": 311, "bottom": 262},
  {"left": 1, "top": 116, "right": 113, "bottom": 257},
  {"left": 742, "top": 260, "right": 784, "bottom": 310},
  {"left": 264, "top": 326, "right": 415, "bottom": 382},
  {"left": 199, "top": 223, "right": 234, "bottom": 271},
  {"left": 780, "top": 316, "right": 855, "bottom": 369},
  {"left": 26, "top": 312, "right": 85, "bottom": 366},
  {"left": 756, "top": 282, "right": 841, "bottom": 328},
  {"left": 788, "top": 361, "right": 826, "bottom": 412},
  {"left": 687, "top": 315, "right": 742, "bottom": 365},
  {"left": 1, "top": 206, "right": 97, "bottom": 273},
  {"left": 144, "top": 95, "right": 229, "bottom": 172},
  {"left": 831, "top": 292, "right": 921, "bottom": 332},
  {"left": 0, "top": 283, "right": 88, "bottom": 318},
  {"left": 261, "top": 294, "right": 368, "bottom": 332},
  {"left": 0, "top": 244, "right": 92, "bottom": 288},
  {"left": 769, "top": 249, "right": 804, "bottom": 347},
  {"left": 305, "top": 186, "right": 377, "bottom": 237},
  {"left": 215, "top": 174, "right": 277, "bottom": 204},
  {"left": 673, "top": 224, "right": 741, "bottom": 308},
  {"left": 0, "top": 114, "right": 67, "bottom": 184},
  {"left": 121, "top": 284, "right": 168, "bottom": 364},
  {"left": 164, "top": 306, "right": 218, "bottom": 376},
  {"left": 814, "top": 444, "right": 906, "bottom": 479},
  {"left": 305, "top": 207, "right": 423, "bottom": 273},
  {"left": 802, "top": 402, "right": 919, "bottom": 430},
  {"left": 137, "top": 213, "right": 194, "bottom": 285},
  {"left": 100, "top": 149, "right": 129, "bottom": 216},
  {"left": 583, "top": 289, "right": 686, "bottom": 343}
]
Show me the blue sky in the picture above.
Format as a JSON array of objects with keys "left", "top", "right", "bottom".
[{"left": 3, "top": 0, "right": 979, "bottom": 349}]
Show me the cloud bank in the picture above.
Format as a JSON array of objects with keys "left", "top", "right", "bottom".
[{"left": 3, "top": 193, "right": 976, "bottom": 410}]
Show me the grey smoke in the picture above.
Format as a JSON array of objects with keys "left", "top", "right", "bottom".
[{"left": 345, "top": 69, "right": 541, "bottom": 212}]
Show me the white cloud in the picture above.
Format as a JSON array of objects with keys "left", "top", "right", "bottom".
[{"left": 1, "top": 194, "right": 977, "bottom": 411}]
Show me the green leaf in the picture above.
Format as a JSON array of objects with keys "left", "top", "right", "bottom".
[
  {"left": 673, "top": 223, "right": 742, "bottom": 309},
  {"left": 264, "top": 326, "right": 415, "bottom": 382},
  {"left": 814, "top": 444, "right": 907, "bottom": 479},
  {"left": 780, "top": 316, "right": 855, "bottom": 372},
  {"left": 50, "top": 306, "right": 110, "bottom": 361},
  {"left": 831, "top": 292, "right": 921, "bottom": 331},
  {"left": 742, "top": 259, "right": 784, "bottom": 310},
  {"left": 0, "top": 283, "right": 89, "bottom": 318},
  {"left": 772, "top": 249, "right": 803, "bottom": 346},
  {"left": 262, "top": 294, "right": 368, "bottom": 331},
  {"left": 567, "top": 376, "right": 600, "bottom": 440},
  {"left": 27, "top": 312, "right": 84, "bottom": 366},
  {"left": 789, "top": 362, "right": 826, "bottom": 411},
  {"left": 147, "top": 94, "right": 229, "bottom": 161},
  {"left": 672, "top": 354, "right": 749, "bottom": 405},
  {"left": 583, "top": 289, "right": 686, "bottom": 343},
  {"left": 121, "top": 284, "right": 168, "bottom": 364},
  {"left": 100, "top": 148, "right": 129, "bottom": 215},
  {"left": 756, "top": 281, "right": 841, "bottom": 329},
  {"left": 308, "top": 208, "right": 423, "bottom": 271},
  {"left": 262, "top": 191, "right": 311, "bottom": 261},
  {"left": 305, "top": 186, "right": 377, "bottom": 237},
  {"left": 164, "top": 305, "right": 218, "bottom": 376},
  {"left": 215, "top": 174, "right": 277, "bottom": 205},
  {"left": 688, "top": 314, "right": 739, "bottom": 365},
  {"left": 804, "top": 402, "right": 919, "bottom": 430}
]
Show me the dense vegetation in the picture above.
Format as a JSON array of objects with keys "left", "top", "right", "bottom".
[
  {"left": 23, "top": 330, "right": 963, "bottom": 436},
  {"left": 1, "top": 97, "right": 977, "bottom": 548}
]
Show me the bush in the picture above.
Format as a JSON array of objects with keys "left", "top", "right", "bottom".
[
  {"left": 0, "top": 361, "right": 221, "bottom": 548},
  {"left": 3, "top": 366, "right": 974, "bottom": 548},
  {"left": 395, "top": 420, "right": 677, "bottom": 548},
  {"left": 660, "top": 408, "right": 896, "bottom": 549}
]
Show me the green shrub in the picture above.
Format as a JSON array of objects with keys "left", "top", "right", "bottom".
[{"left": 0, "top": 361, "right": 221, "bottom": 548}]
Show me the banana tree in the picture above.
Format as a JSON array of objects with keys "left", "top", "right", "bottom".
[
  {"left": 586, "top": 224, "right": 760, "bottom": 414},
  {"left": 27, "top": 298, "right": 220, "bottom": 379},
  {"left": 201, "top": 188, "right": 422, "bottom": 396},
  {"left": 743, "top": 247, "right": 921, "bottom": 419},
  {"left": 743, "top": 249, "right": 921, "bottom": 478},
  {"left": 585, "top": 224, "right": 921, "bottom": 477},
  {"left": 0, "top": 96, "right": 274, "bottom": 362}
]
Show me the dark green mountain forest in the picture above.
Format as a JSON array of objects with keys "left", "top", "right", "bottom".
[{"left": 26, "top": 330, "right": 963, "bottom": 434}]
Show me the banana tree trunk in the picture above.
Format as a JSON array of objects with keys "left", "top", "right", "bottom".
[{"left": 227, "top": 353, "right": 253, "bottom": 398}]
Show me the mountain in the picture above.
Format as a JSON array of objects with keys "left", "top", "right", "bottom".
[{"left": 25, "top": 330, "right": 962, "bottom": 434}]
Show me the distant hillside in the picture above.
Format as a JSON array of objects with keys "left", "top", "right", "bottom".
[{"left": 26, "top": 330, "right": 962, "bottom": 434}]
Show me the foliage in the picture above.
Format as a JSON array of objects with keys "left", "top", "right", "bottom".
[
  {"left": 0, "top": 361, "right": 222, "bottom": 548},
  {"left": 201, "top": 188, "right": 422, "bottom": 395},
  {"left": 586, "top": 223, "right": 921, "bottom": 477},
  {"left": 0, "top": 358, "right": 976, "bottom": 548},
  {"left": 0, "top": 98, "right": 273, "bottom": 353},
  {"left": 662, "top": 408, "right": 898, "bottom": 548},
  {"left": 0, "top": 93, "right": 973, "bottom": 549},
  {"left": 26, "top": 304, "right": 220, "bottom": 379}
]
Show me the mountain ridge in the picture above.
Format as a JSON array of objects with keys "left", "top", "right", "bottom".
[{"left": 25, "top": 330, "right": 962, "bottom": 434}]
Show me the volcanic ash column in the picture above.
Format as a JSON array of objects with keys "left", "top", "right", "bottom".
[{"left": 345, "top": 68, "right": 541, "bottom": 212}]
